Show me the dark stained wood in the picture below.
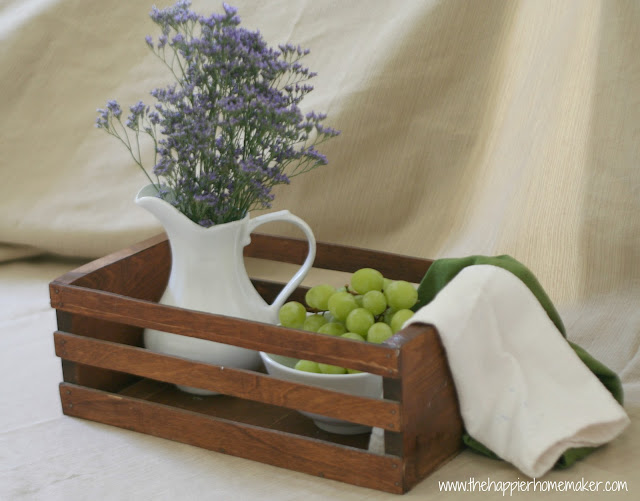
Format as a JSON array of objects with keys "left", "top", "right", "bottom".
[
  {"left": 60, "top": 383, "right": 405, "bottom": 494},
  {"left": 52, "top": 233, "right": 431, "bottom": 293},
  {"left": 50, "top": 232, "right": 462, "bottom": 494},
  {"left": 119, "top": 379, "right": 373, "bottom": 450},
  {"left": 55, "top": 310, "right": 142, "bottom": 392},
  {"left": 52, "top": 233, "right": 169, "bottom": 298},
  {"left": 384, "top": 324, "right": 463, "bottom": 492},
  {"left": 50, "top": 285, "right": 401, "bottom": 377},
  {"left": 250, "top": 278, "right": 307, "bottom": 306},
  {"left": 54, "top": 331, "right": 402, "bottom": 431},
  {"left": 245, "top": 233, "right": 433, "bottom": 282}
]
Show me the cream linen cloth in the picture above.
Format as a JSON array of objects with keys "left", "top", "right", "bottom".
[{"left": 402, "top": 264, "right": 630, "bottom": 478}]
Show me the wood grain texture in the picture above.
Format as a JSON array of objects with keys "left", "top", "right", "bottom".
[
  {"left": 245, "top": 233, "right": 433, "bottom": 282},
  {"left": 50, "top": 284, "right": 401, "bottom": 377},
  {"left": 60, "top": 383, "right": 405, "bottom": 494},
  {"left": 51, "top": 233, "right": 431, "bottom": 290},
  {"left": 55, "top": 310, "right": 142, "bottom": 392},
  {"left": 50, "top": 233, "right": 462, "bottom": 493},
  {"left": 51, "top": 233, "right": 169, "bottom": 293},
  {"left": 54, "top": 331, "right": 402, "bottom": 431},
  {"left": 384, "top": 323, "right": 463, "bottom": 492},
  {"left": 117, "top": 379, "right": 371, "bottom": 450},
  {"left": 118, "top": 379, "right": 373, "bottom": 450}
]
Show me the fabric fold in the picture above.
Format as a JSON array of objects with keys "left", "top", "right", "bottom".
[{"left": 405, "top": 264, "right": 629, "bottom": 478}]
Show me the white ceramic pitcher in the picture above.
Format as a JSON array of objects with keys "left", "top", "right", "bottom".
[{"left": 135, "top": 184, "right": 316, "bottom": 395}]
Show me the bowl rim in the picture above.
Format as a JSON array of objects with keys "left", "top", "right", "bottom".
[{"left": 259, "top": 351, "right": 374, "bottom": 380}]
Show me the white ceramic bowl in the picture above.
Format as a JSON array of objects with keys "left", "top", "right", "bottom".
[{"left": 259, "top": 352, "right": 382, "bottom": 435}]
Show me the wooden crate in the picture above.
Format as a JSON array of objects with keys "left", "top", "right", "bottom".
[{"left": 50, "top": 233, "right": 463, "bottom": 494}]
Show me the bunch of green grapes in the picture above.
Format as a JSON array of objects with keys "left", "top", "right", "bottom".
[{"left": 277, "top": 268, "right": 418, "bottom": 374}]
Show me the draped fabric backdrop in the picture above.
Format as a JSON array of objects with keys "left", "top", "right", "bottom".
[{"left": 1, "top": 0, "right": 639, "bottom": 499}]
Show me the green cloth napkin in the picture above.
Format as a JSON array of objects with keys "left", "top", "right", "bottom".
[{"left": 414, "top": 254, "right": 624, "bottom": 469}]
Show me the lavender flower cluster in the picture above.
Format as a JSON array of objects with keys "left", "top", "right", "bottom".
[{"left": 96, "top": 1, "right": 339, "bottom": 226}]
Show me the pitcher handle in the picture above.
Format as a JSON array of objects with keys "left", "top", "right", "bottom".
[{"left": 246, "top": 210, "right": 316, "bottom": 314}]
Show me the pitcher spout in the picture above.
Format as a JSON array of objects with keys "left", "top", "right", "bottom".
[{"left": 135, "top": 184, "right": 192, "bottom": 233}]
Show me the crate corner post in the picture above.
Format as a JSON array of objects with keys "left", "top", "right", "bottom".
[{"left": 384, "top": 323, "right": 464, "bottom": 491}]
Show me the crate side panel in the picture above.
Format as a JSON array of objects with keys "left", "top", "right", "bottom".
[
  {"left": 245, "top": 234, "right": 432, "bottom": 282},
  {"left": 55, "top": 238, "right": 170, "bottom": 302},
  {"left": 55, "top": 311, "right": 142, "bottom": 392},
  {"left": 50, "top": 235, "right": 169, "bottom": 302},
  {"left": 52, "top": 286, "right": 401, "bottom": 377},
  {"left": 51, "top": 234, "right": 168, "bottom": 287},
  {"left": 54, "top": 332, "right": 402, "bottom": 431},
  {"left": 60, "top": 384, "right": 404, "bottom": 494},
  {"left": 120, "top": 379, "right": 372, "bottom": 451}
]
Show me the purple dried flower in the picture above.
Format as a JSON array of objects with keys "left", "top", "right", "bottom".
[
  {"left": 153, "top": 156, "right": 173, "bottom": 175},
  {"left": 106, "top": 100, "right": 122, "bottom": 118},
  {"left": 95, "top": 1, "right": 339, "bottom": 226},
  {"left": 222, "top": 3, "right": 237, "bottom": 15},
  {"left": 148, "top": 111, "right": 161, "bottom": 125},
  {"left": 95, "top": 108, "right": 109, "bottom": 128},
  {"left": 194, "top": 192, "right": 218, "bottom": 204},
  {"left": 130, "top": 101, "right": 146, "bottom": 115}
]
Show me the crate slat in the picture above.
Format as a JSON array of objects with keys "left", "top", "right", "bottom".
[
  {"left": 54, "top": 331, "right": 402, "bottom": 431},
  {"left": 245, "top": 233, "right": 432, "bottom": 282},
  {"left": 50, "top": 285, "right": 401, "bottom": 377},
  {"left": 60, "top": 383, "right": 405, "bottom": 494},
  {"left": 55, "top": 233, "right": 431, "bottom": 292}
]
